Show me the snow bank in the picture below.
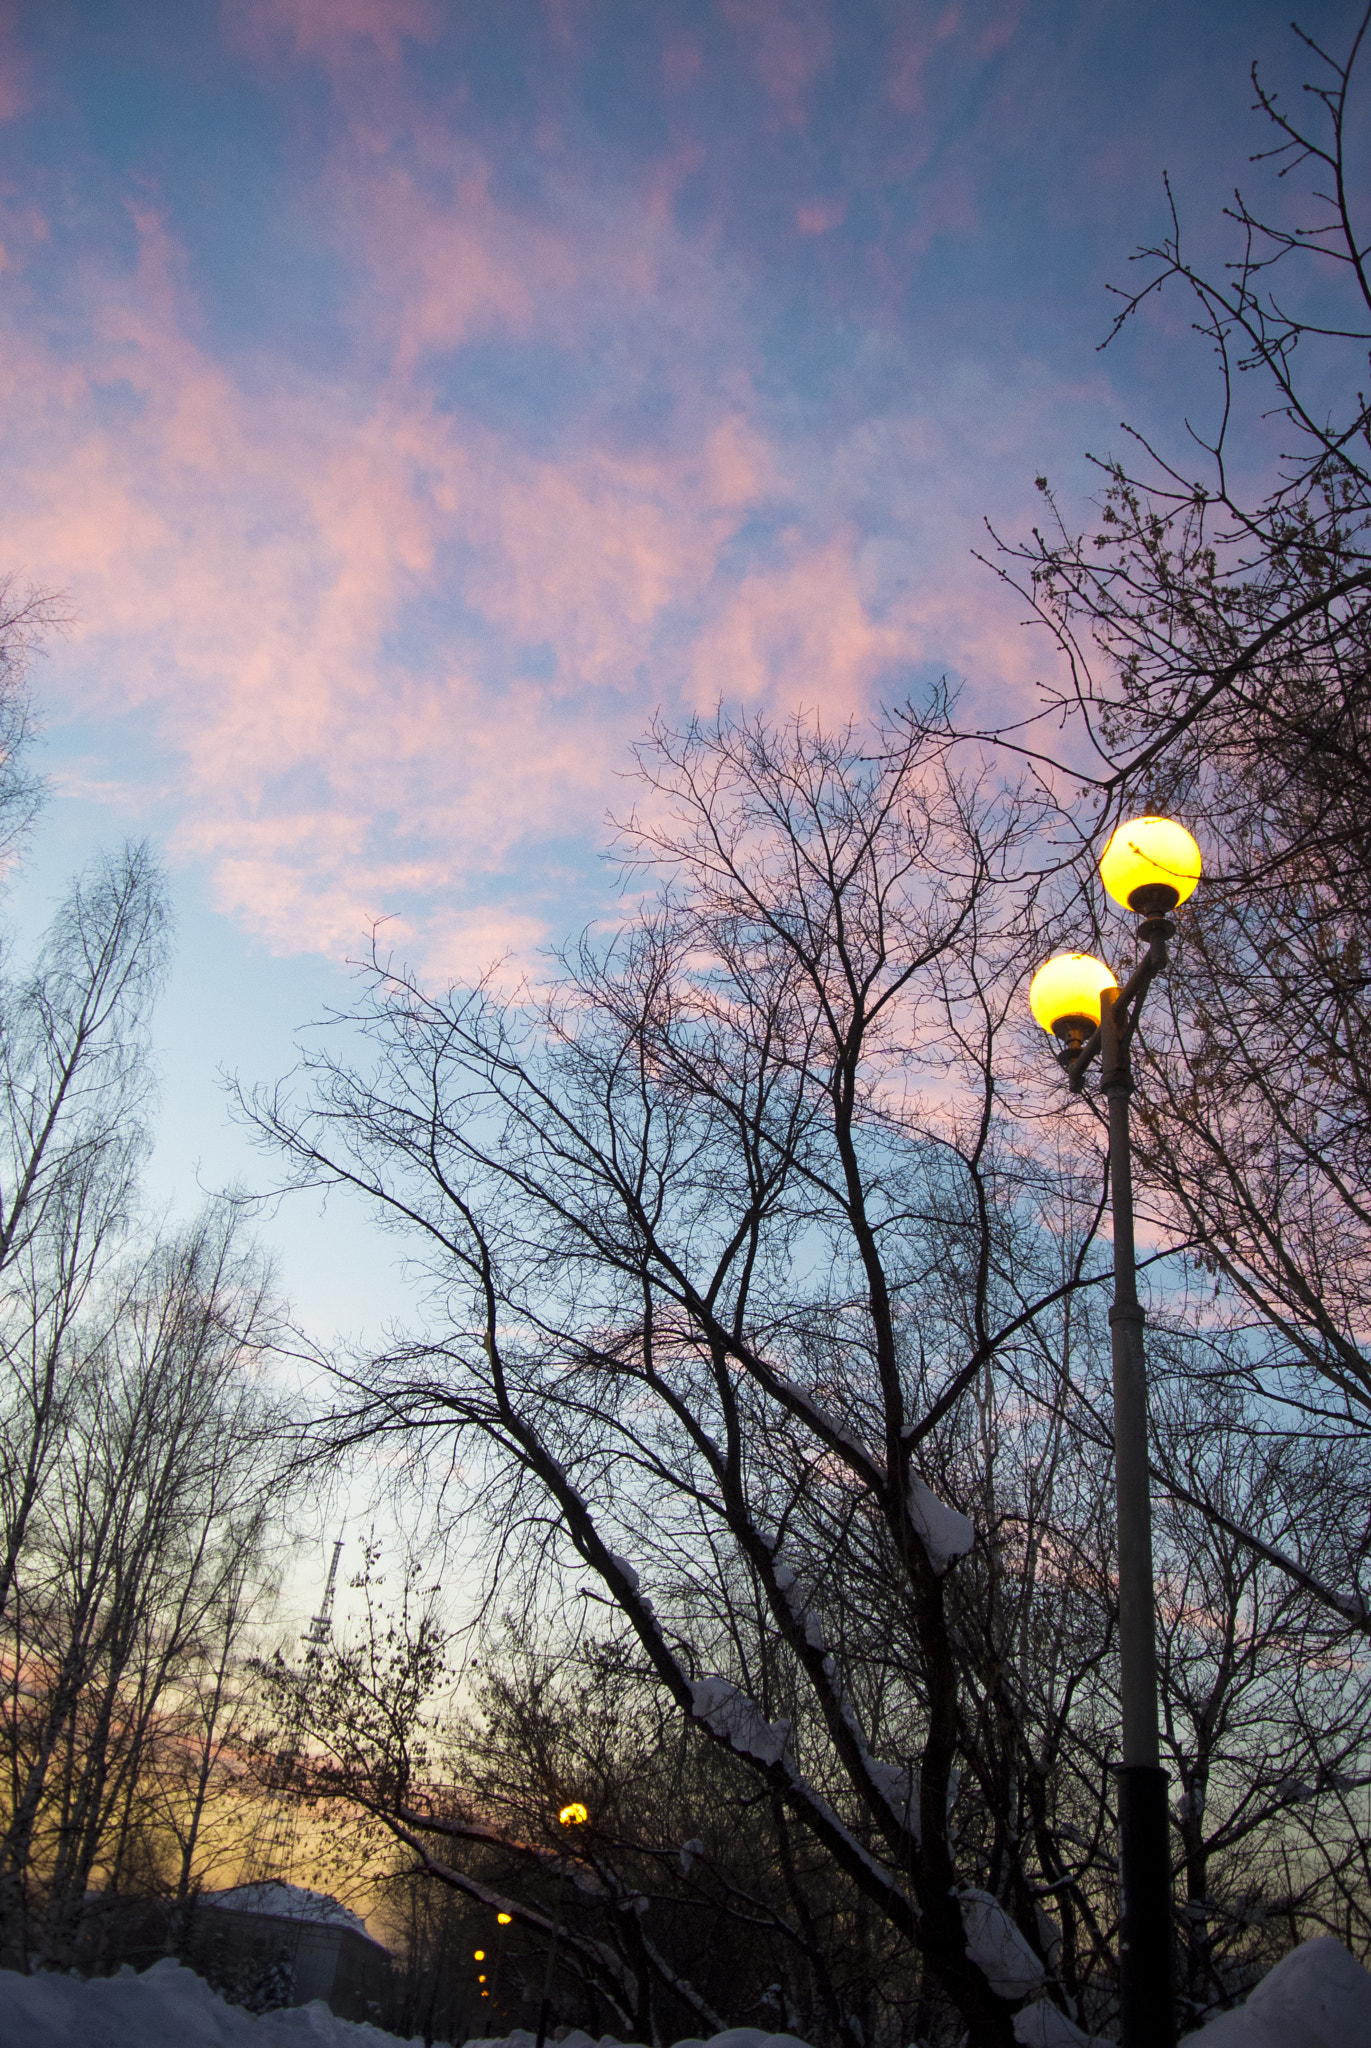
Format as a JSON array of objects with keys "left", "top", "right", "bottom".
[
  {"left": 466, "top": 2032, "right": 812, "bottom": 2048},
  {"left": 4, "top": 1931, "right": 1363, "bottom": 2048},
  {"left": 205, "top": 1882, "right": 371, "bottom": 1939},
  {"left": 1179, "top": 1935, "right": 1371, "bottom": 2047},
  {"left": 0, "top": 1971, "right": 815, "bottom": 2048},
  {"left": 1006, "top": 1932, "right": 1371, "bottom": 2048},
  {"left": 0, "top": 1957, "right": 419, "bottom": 2048}
]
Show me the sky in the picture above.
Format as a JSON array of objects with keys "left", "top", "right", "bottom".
[{"left": 0, "top": 0, "right": 1337, "bottom": 1386}]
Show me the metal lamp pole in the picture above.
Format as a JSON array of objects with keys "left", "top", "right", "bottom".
[
  {"left": 533, "top": 1802, "right": 588, "bottom": 2048},
  {"left": 533, "top": 1862, "right": 570, "bottom": 2048},
  {"left": 1032, "top": 817, "right": 1201, "bottom": 2048},
  {"left": 1096, "top": 932, "right": 1174, "bottom": 2048},
  {"left": 489, "top": 1910, "right": 512, "bottom": 2019}
]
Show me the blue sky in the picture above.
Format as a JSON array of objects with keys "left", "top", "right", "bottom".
[{"left": 0, "top": 0, "right": 1332, "bottom": 1350}]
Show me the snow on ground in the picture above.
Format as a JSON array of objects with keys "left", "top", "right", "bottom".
[
  {"left": 464, "top": 2032, "right": 812, "bottom": 2048},
  {"left": 205, "top": 1882, "right": 372, "bottom": 1938},
  {"left": 0, "top": 1933, "right": 1364, "bottom": 2048},
  {"left": 0, "top": 1957, "right": 422, "bottom": 2048},
  {"left": 1178, "top": 1935, "right": 1371, "bottom": 2047}
]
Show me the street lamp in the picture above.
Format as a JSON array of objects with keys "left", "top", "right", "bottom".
[
  {"left": 533, "top": 1800, "right": 589, "bottom": 2048},
  {"left": 1031, "top": 815, "right": 1201, "bottom": 2048},
  {"left": 489, "top": 1911, "right": 513, "bottom": 2014}
]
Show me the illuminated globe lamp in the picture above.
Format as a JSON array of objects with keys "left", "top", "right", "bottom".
[
  {"left": 1029, "top": 952, "right": 1117, "bottom": 1058},
  {"left": 559, "top": 1800, "right": 589, "bottom": 1827},
  {"left": 1099, "top": 816, "right": 1202, "bottom": 918}
]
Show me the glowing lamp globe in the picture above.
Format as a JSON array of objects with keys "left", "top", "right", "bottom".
[
  {"left": 1099, "top": 816, "right": 1201, "bottom": 914},
  {"left": 559, "top": 1801, "right": 589, "bottom": 1827},
  {"left": 1029, "top": 953, "right": 1117, "bottom": 1043},
  {"left": 497, "top": 1913, "right": 512, "bottom": 1926}
]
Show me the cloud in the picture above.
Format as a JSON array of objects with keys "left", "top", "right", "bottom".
[
  {"left": 718, "top": 0, "right": 833, "bottom": 127},
  {"left": 795, "top": 198, "right": 847, "bottom": 236},
  {"left": 0, "top": 185, "right": 784, "bottom": 965},
  {"left": 687, "top": 531, "right": 912, "bottom": 717},
  {"left": 0, "top": 6, "right": 1065, "bottom": 981},
  {"left": 228, "top": 0, "right": 442, "bottom": 69}
]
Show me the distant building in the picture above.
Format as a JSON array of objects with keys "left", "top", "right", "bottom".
[{"left": 192, "top": 1880, "right": 392, "bottom": 2024}]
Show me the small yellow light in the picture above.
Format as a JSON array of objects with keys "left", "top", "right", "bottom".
[
  {"left": 474, "top": 1950, "right": 485, "bottom": 1961},
  {"left": 1029, "top": 954, "right": 1117, "bottom": 1039},
  {"left": 497, "top": 1913, "right": 512, "bottom": 1925},
  {"left": 559, "top": 1801, "right": 589, "bottom": 1827},
  {"left": 479, "top": 1975, "right": 487, "bottom": 1983},
  {"left": 1099, "top": 816, "right": 1201, "bottom": 912}
]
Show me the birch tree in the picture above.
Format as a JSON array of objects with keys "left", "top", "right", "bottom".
[{"left": 0, "top": 1207, "right": 293, "bottom": 1964}]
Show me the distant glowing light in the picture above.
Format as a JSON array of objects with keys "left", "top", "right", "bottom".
[
  {"left": 559, "top": 1801, "right": 589, "bottom": 1826},
  {"left": 497, "top": 1913, "right": 513, "bottom": 1925}
]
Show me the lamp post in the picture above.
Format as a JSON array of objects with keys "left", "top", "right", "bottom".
[
  {"left": 488, "top": 1910, "right": 513, "bottom": 2018},
  {"left": 1029, "top": 815, "right": 1202, "bottom": 2048},
  {"left": 533, "top": 1801, "right": 589, "bottom": 2048}
]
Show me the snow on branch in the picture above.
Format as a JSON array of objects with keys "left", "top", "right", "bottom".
[{"left": 909, "top": 1473, "right": 974, "bottom": 1573}]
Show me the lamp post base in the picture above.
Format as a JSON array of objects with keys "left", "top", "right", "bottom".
[{"left": 1118, "top": 1763, "right": 1175, "bottom": 2048}]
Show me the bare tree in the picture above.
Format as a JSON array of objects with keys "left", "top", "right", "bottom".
[
  {"left": 260, "top": 1570, "right": 916, "bottom": 2047},
  {"left": 0, "top": 842, "right": 170, "bottom": 1638},
  {"left": 951, "top": 7, "right": 1371, "bottom": 1657},
  {"left": 259, "top": 1318, "right": 1371, "bottom": 2044},
  {"left": 249, "top": 707, "right": 1184, "bottom": 2046},
  {"left": 0, "top": 1206, "right": 295, "bottom": 1964},
  {"left": 0, "top": 573, "right": 68, "bottom": 879},
  {"left": 153, "top": 1531, "right": 281, "bottom": 1951},
  {"left": 0, "top": 569, "right": 302, "bottom": 1972}
]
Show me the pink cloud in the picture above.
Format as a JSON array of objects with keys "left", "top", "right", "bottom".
[
  {"left": 0, "top": 18, "right": 1055, "bottom": 982},
  {"left": 795, "top": 198, "right": 847, "bottom": 236},
  {"left": 0, "top": 199, "right": 782, "bottom": 968},
  {"left": 688, "top": 532, "right": 909, "bottom": 717},
  {"left": 0, "top": 3, "right": 31, "bottom": 124},
  {"left": 719, "top": 0, "right": 832, "bottom": 127},
  {"left": 228, "top": 0, "right": 442, "bottom": 68},
  {"left": 662, "top": 36, "right": 703, "bottom": 87},
  {"left": 884, "top": 2, "right": 1026, "bottom": 115},
  {"left": 0, "top": 214, "right": 1038, "bottom": 973},
  {"left": 329, "top": 153, "right": 557, "bottom": 373},
  {"left": 885, "top": 6, "right": 962, "bottom": 116}
]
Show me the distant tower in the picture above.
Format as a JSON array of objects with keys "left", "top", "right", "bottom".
[
  {"left": 248, "top": 1536, "right": 345, "bottom": 1884},
  {"left": 303, "top": 1536, "right": 344, "bottom": 1663}
]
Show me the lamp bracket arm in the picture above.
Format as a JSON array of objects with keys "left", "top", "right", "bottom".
[{"left": 1062, "top": 917, "right": 1173, "bottom": 1092}]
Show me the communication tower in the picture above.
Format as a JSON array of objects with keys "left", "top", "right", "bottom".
[{"left": 246, "top": 1535, "right": 344, "bottom": 1884}]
